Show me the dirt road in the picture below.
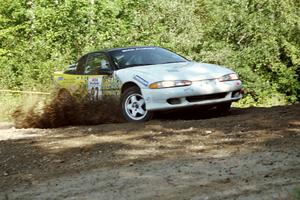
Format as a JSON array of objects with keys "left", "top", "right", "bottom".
[{"left": 0, "top": 104, "right": 300, "bottom": 199}]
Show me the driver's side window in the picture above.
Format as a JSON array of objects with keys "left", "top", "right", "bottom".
[{"left": 85, "top": 53, "right": 111, "bottom": 75}]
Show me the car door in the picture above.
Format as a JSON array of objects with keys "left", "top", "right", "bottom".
[
  {"left": 54, "top": 55, "right": 88, "bottom": 93},
  {"left": 84, "top": 52, "right": 121, "bottom": 100}
]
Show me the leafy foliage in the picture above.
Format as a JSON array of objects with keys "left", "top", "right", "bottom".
[{"left": 0, "top": 0, "right": 299, "bottom": 106}]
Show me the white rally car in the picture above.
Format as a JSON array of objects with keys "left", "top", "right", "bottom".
[{"left": 54, "top": 46, "right": 243, "bottom": 122}]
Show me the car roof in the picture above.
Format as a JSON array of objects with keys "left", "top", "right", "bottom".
[{"left": 89, "top": 46, "right": 159, "bottom": 54}]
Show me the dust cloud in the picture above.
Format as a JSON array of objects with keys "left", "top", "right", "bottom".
[{"left": 12, "top": 89, "right": 123, "bottom": 128}]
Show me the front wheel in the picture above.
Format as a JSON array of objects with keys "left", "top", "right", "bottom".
[{"left": 121, "top": 87, "right": 153, "bottom": 122}]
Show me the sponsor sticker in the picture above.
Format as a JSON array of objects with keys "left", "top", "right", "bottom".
[
  {"left": 88, "top": 77, "right": 103, "bottom": 100},
  {"left": 122, "top": 47, "right": 156, "bottom": 52},
  {"left": 167, "top": 69, "right": 179, "bottom": 72}
]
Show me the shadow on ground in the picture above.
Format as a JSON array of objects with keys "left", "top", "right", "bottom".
[{"left": 1, "top": 104, "right": 299, "bottom": 193}]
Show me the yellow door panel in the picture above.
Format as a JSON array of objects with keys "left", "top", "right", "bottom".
[{"left": 53, "top": 73, "right": 87, "bottom": 93}]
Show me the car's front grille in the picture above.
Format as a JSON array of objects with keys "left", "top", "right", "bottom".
[{"left": 186, "top": 92, "right": 227, "bottom": 103}]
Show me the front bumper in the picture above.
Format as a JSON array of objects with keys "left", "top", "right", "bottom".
[{"left": 142, "top": 79, "right": 243, "bottom": 111}]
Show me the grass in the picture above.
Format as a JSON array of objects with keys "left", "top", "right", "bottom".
[{"left": 0, "top": 93, "right": 22, "bottom": 122}]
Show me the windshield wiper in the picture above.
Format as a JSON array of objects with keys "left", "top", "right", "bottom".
[
  {"left": 120, "top": 61, "right": 187, "bottom": 69},
  {"left": 120, "top": 63, "right": 155, "bottom": 68},
  {"left": 161, "top": 61, "right": 187, "bottom": 64}
]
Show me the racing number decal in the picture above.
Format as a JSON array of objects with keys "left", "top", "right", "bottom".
[
  {"left": 88, "top": 76, "right": 103, "bottom": 101},
  {"left": 87, "top": 75, "right": 122, "bottom": 100}
]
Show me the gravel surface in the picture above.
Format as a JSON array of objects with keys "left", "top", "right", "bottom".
[{"left": 0, "top": 104, "right": 300, "bottom": 200}]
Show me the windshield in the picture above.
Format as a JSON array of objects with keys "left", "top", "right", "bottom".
[{"left": 108, "top": 47, "right": 188, "bottom": 69}]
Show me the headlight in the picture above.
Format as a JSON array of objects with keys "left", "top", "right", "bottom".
[
  {"left": 149, "top": 80, "right": 192, "bottom": 89},
  {"left": 218, "top": 73, "right": 239, "bottom": 82}
]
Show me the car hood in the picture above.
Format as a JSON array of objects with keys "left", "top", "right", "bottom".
[{"left": 117, "top": 62, "right": 235, "bottom": 82}]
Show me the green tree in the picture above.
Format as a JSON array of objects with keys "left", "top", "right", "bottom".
[{"left": 0, "top": 0, "right": 299, "bottom": 105}]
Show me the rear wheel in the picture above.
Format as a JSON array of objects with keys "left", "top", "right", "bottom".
[
  {"left": 216, "top": 102, "right": 232, "bottom": 113},
  {"left": 121, "top": 87, "right": 153, "bottom": 122}
]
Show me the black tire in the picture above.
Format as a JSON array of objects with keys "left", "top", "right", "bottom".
[
  {"left": 216, "top": 102, "right": 232, "bottom": 113},
  {"left": 121, "top": 86, "right": 153, "bottom": 122}
]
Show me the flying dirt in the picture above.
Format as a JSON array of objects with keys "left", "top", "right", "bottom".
[
  {"left": 1, "top": 98, "right": 299, "bottom": 199},
  {"left": 12, "top": 89, "right": 123, "bottom": 128}
]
